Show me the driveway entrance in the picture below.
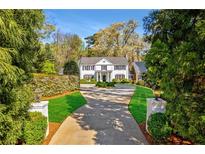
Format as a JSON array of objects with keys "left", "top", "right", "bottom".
[{"left": 49, "top": 84, "right": 148, "bottom": 145}]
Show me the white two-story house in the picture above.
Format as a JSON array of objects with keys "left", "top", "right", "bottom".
[{"left": 79, "top": 57, "right": 129, "bottom": 82}]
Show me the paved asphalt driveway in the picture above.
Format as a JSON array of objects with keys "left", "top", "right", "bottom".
[{"left": 49, "top": 84, "right": 148, "bottom": 145}]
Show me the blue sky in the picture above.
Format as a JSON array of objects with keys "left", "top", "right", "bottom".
[{"left": 44, "top": 9, "right": 152, "bottom": 42}]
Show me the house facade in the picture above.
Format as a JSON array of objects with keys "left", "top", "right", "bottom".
[
  {"left": 79, "top": 57, "right": 129, "bottom": 82},
  {"left": 132, "top": 61, "right": 147, "bottom": 82}
]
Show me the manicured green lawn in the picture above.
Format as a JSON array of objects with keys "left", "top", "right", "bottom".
[
  {"left": 128, "top": 85, "right": 154, "bottom": 123},
  {"left": 48, "top": 92, "right": 87, "bottom": 123}
]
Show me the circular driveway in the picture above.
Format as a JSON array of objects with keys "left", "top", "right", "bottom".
[{"left": 49, "top": 84, "right": 148, "bottom": 145}]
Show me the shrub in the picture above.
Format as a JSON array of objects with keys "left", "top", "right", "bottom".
[
  {"left": 23, "top": 112, "right": 47, "bottom": 145},
  {"left": 80, "top": 79, "right": 96, "bottom": 84},
  {"left": 112, "top": 78, "right": 131, "bottom": 84},
  {"left": 0, "top": 85, "right": 34, "bottom": 145},
  {"left": 136, "top": 80, "right": 145, "bottom": 86},
  {"left": 63, "top": 60, "right": 79, "bottom": 75},
  {"left": 148, "top": 113, "right": 172, "bottom": 141},
  {"left": 107, "top": 82, "right": 115, "bottom": 87},
  {"left": 112, "top": 79, "right": 119, "bottom": 83},
  {"left": 120, "top": 79, "right": 130, "bottom": 83},
  {"left": 31, "top": 73, "right": 79, "bottom": 98},
  {"left": 96, "top": 82, "right": 115, "bottom": 88},
  {"left": 42, "top": 60, "right": 56, "bottom": 74}
]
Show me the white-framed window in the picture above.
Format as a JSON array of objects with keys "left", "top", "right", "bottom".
[
  {"left": 115, "top": 74, "right": 125, "bottom": 79},
  {"left": 114, "top": 65, "right": 126, "bottom": 70},
  {"left": 83, "top": 75, "right": 94, "bottom": 79},
  {"left": 82, "top": 65, "right": 95, "bottom": 70}
]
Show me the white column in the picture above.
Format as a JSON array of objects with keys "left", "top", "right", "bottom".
[{"left": 100, "top": 72, "right": 102, "bottom": 82}]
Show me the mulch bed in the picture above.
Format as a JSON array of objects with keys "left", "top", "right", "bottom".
[
  {"left": 167, "top": 135, "right": 193, "bottom": 145},
  {"left": 139, "top": 122, "right": 154, "bottom": 144},
  {"left": 42, "top": 90, "right": 79, "bottom": 144},
  {"left": 43, "top": 122, "right": 61, "bottom": 145},
  {"left": 139, "top": 122, "right": 193, "bottom": 145}
]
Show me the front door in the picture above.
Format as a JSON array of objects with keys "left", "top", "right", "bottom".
[{"left": 102, "top": 75, "right": 106, "bottom": 82}]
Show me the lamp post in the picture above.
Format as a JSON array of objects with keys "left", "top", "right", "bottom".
[
  {"left": 154, "top": 90, "right": 161, "bottom": 101},
  {"left": 34, "top": 88, "right": 42, "bottom": 103}
]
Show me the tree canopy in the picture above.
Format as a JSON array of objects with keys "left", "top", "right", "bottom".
[
  {"left": 85, "top": 20, "right": 147, "bottom": 64},
  {"left": 144, "top": 10, "right": 205, "bottom": 144},
  {"left": 0, "top": 10, "right": 49, "bottom": 144},
  {"left": 51, "top": 31, "right": 84, "bottom": 71}
]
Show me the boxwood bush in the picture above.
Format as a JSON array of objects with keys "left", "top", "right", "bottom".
[
  {"left": 31, "top": 73, "right": 79, "bottom": 98},
  {"left": 23, "top": 112, "right": 47, "bottom": 145},
  {"left": 148, "top": 113, "right": 172, "bottom": 141},
  {"left": 96, "top": 82, "right": 115, "bottom": 88},
  {"left": 112, "top": 78, "right": 131, "bottom": 84}
]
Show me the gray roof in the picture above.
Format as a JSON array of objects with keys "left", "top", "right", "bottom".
[
  {"left": 133, "top": 62, "right": 147, "bottom": 73},
  {"left": 79, "top": 57, "right": 128, "bottom": 65}
]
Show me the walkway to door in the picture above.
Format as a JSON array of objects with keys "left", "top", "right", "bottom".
[{"left": 49, "top": 84, "right": 148, "bottom": 145}]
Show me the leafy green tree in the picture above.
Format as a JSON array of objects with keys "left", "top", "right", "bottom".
[
  {"left": 42, "top": 60, "right": 56, "bottom": 74},
  {"left": 52, "top": 31, "right": 83, "bottom": 71},
  {"left": 0, "top": 10, "right": 48, "bottom": 144},
  {"left": 63, "top": 60, "right": 79, "bottom": 75},
  {"left": 85, "top": 20, "right": 147, "bottom": 64},
  {"left": 33, "top": 43, "right": 55, "bottom": 72},
  {"left": 144, "top": 10, "right": 205, "bottom": 144}
]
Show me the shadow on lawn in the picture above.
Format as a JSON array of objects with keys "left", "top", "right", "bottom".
[{"left": 72, "top": 87, "right": 148, "bottom": 145}]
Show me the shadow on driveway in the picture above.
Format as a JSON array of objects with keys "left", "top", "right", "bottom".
[{"left": 73, "top": 85, "right": 148, "bottom": 145}]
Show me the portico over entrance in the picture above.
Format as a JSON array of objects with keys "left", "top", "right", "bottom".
[{"left": 95, "top": 71, "right": 112, "bottom": 82}]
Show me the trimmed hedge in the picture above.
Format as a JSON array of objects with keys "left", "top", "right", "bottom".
[
  {"left": 31, "top": 73, "right": 79, "bottom": 98},
  {"left": 112, "top": 78, "right": 131, "bottom": 84},
  {"left": 96, "top": 82, "right": 115, "bottom": 88},
  {"left": 23, "top": 112, "right": 47, "bottom": 145}
]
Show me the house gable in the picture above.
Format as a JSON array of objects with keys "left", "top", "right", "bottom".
[
  {"left": 133, "top": 62, "right": 147, "bottom": 74},
  {"left": 95, "top": 58, "right": 113, "bottom": 65}
]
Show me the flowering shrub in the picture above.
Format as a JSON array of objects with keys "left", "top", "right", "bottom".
[{"left": 31, "top": 73, "right": 79, "bottom": 99}]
